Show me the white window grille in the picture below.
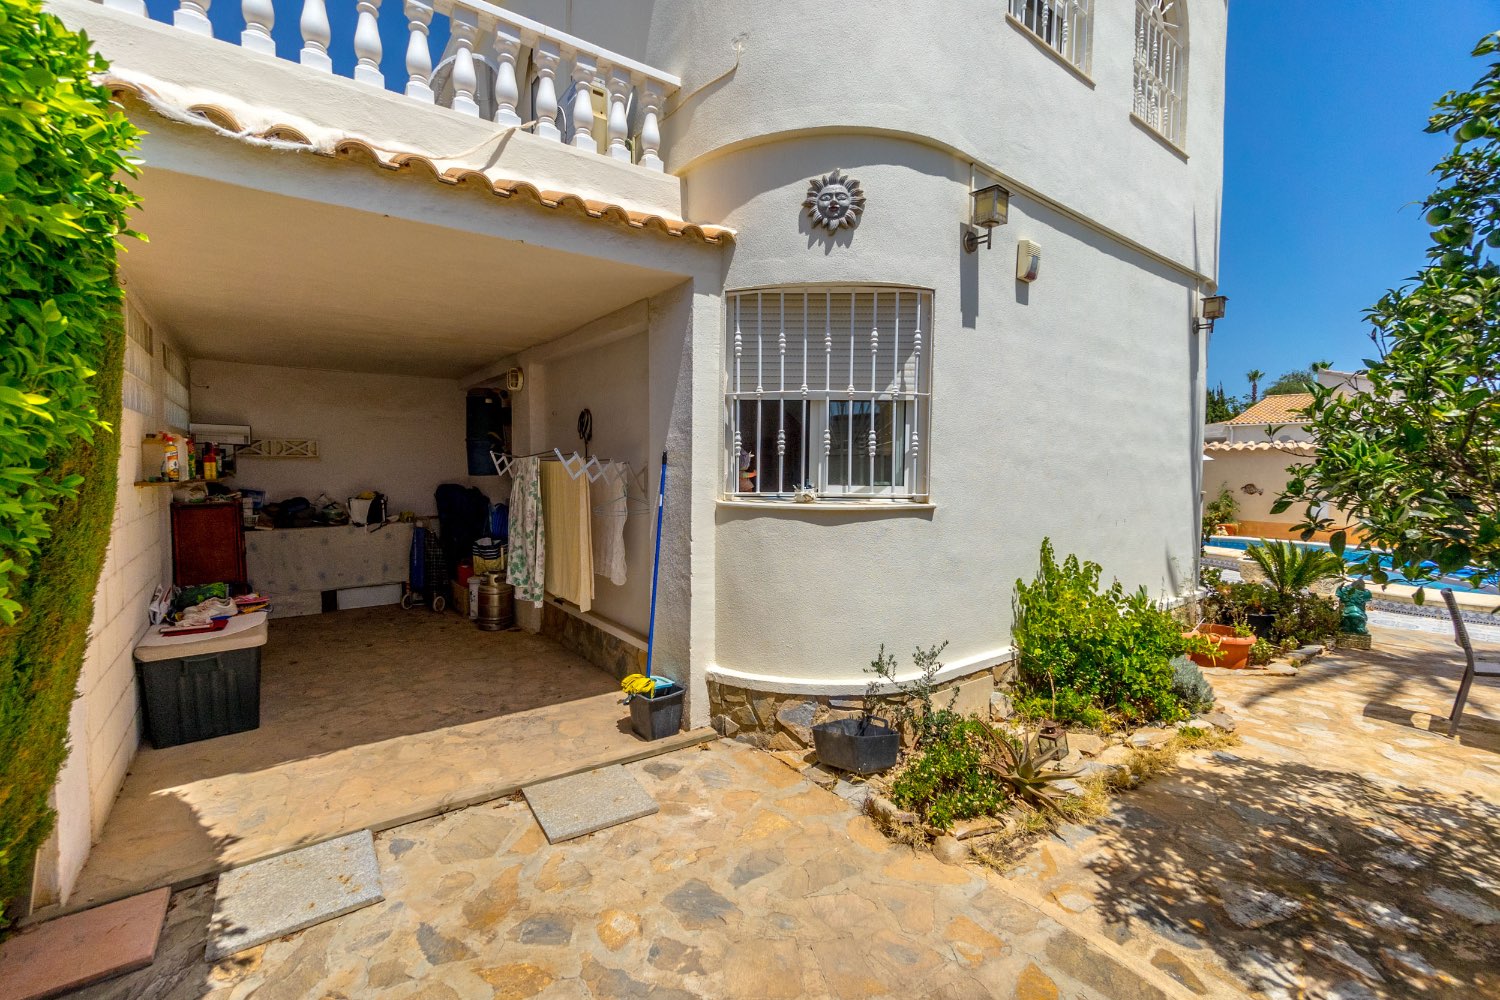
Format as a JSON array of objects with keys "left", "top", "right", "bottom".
[
  {"left": 1009, "top": 0, "right": 1093, "bottom": 75},
  {"left": 726, "top": 286, "right": 932, "bottom": 501},
  {"left": 1134, "top": 0, "right": 1186, "bottom": 147}
]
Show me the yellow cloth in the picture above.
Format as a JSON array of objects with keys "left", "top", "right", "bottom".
[{"left": 541, "top": 461, "right": 594, "bottom": 612}]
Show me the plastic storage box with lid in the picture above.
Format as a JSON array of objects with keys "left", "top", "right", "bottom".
[{"left": 133, "top": 612, "right": 269, "bottom": 748}]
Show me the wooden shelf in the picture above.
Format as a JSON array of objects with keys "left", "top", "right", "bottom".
[{"left": 133, "top": 478, "right": 233, "bottom": 487}]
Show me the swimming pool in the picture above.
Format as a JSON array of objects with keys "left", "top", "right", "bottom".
[{"left": 1206, "top": 535, "right": 1499, "bottom": 594}]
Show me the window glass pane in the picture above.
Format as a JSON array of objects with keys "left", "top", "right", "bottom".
[
  {"left": 827, "top": 401, "right": 903, "bottom": 489},
  {"left": 735, "top": 399, "right": 809, "bottom": 494}
]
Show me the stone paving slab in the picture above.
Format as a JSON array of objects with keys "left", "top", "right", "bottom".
[
  {"left": 523, "top": 765, "right": 659, "bottom": 843},
  {"left": 1003, "top": 626, "right": 1500, "bottom": 999},
  {"left": 68, "top": 741, "right": 1185, "bottom": 1000},
  {"left": 205, "top": 830, "right": 382, "bottom": 962},
  {"left": 0, "top": 888, "right": 168, "bottom": 1000}
]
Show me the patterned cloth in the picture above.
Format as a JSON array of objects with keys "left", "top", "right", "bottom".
[{"left": 506, "top": 457, "right": 545, "bottom": 605}]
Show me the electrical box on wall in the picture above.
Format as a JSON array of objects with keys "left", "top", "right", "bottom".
[
  {"left": 1016, "top": 240, "right": 1042, "bottom": 283},
  {"left": 505, "top": 367, "right": 524, "bottom": 392}
]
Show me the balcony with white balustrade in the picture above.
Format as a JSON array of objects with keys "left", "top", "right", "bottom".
[{"left": 58, "top": 0, "right": 694, "bottom": 222}]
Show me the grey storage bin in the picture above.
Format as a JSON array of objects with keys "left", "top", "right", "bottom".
[
  {"left": 136, "top": 648, "right": 261, "bottom": 748},
  {"left": 133, "top": 612, "right": 269, "bottom": 749}
]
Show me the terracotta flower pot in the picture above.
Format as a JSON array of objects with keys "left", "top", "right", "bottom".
[{"left": 1187, "top": 623, "right": 1254, "bottom": 670}]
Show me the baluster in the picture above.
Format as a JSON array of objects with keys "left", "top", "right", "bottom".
[
  {"left": 241, "top": 0, "right": 275, "bottom": 54},
  {"left": 300, "top": 0, "right": 332, "bottom": 71},
  {"left": 353, "top": 0, "right": 384, "bottom": 87},
  {"left": 403, "top": 0, "right": 434, "bottom": 103},
  {"left": 568, "top": 54, "right": 598, "bottom": 151},
  {"left": 604, "top": 65, "right": 631, "bottom": 162},
  {"left": 636, "top": 79, "right": 664, "bottom": 171},
  {"left": 532, "top": 41, "right": 562, "bottom": 141},
  {"left": 447, "top": 9, "right": 480, "bottom": 116},
  {"left": 491, "top": 23, "right": 523, "bottom": 127},
  {"left": 173, "top": 0, "right": 213, "bottom": 36},
  {"left": 102, "top": 0, "right": 146, "bottom": 16}
]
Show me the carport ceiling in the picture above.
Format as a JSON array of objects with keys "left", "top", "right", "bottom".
[{"left": 121, "top": 169, "right": 684, "bottom": 378}]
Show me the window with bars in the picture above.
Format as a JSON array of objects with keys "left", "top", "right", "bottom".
[
  {"left": 726, "top": 287, "right": 932, "bottom": 501},
  {"left": 1133, "top": 0, "right": 1186, "bottom": 147},
  {"left": 1009, "top": 0, "right": 1093, "bottom": 75}
]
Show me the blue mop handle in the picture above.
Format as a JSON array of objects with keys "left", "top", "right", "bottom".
[{"left": 644, "top": 451, "right": 667, "bottom": 678}]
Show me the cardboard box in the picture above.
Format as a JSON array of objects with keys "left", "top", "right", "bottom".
[{"left": 450, "top": 580, "right": 470, "bottom": 617}]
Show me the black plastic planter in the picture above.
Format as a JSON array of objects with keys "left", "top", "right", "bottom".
[
  {"left": 1247, "top": 612, "right": 1276, "bottom": 639},
  {"left": 630, "top": 683, "right": 685, "bottom": 741},
  {"left": 811, "top": 716, "right": 899, "bottom": 775}
]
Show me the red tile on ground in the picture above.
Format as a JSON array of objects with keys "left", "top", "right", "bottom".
[{"left": 0, "top": 887, "right": 169, "bottom": 1000}]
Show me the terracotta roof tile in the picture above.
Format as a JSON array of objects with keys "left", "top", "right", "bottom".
[
  {"left": 103, "top": 77, "right": 734, "bottom": 245},
  {"left": 1224, "top": 393, "right": 1315, "bottom": 425},
  {"left": 1203, "top": 440, "right": 1317, "bottom": 457}
]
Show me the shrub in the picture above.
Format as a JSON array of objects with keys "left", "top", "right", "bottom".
[
  {"left": 1170, "top": 656, "right": 1215, "bottom": 713},
  {"left": 1012, "top": 688, "right": 1112, "bottom": 732},
  {"left": 888, "top": 719, "right": 1007, "bottom": 830},
  {"left": 1012, "top": 539, "right": 1189, "bottom": 725},
  {"left": 1248, "top": 638, "right": 1275, "bottom": 666},
  {"left": 0, "top": 0, "right": 138, "bottom": 923},
  {"left": 1270, "top": 592, "right": 1340, "bottom": 646},
  {"left": 1246, "top": 541, "right": 1346, "bottom": 599},
  {"left": 1202, "top": 486, "right": 1237, "bottom": 540},
  {"left": 865, "top": 641, "right": 956, "bottom": 749}
]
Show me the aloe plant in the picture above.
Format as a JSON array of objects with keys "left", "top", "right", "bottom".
[
  {"left": 1246, "top": 540, "right": 1346, "bottom": 598},
  {"left": 978, "top": 728, "right": 1082, "bottom": 815}
]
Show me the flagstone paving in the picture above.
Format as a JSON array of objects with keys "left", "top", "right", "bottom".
[
  {"left": 69, "top": 741, "right": 1180, "bottom": 1000},
  {"left": 1003, "top": 627, "right": 1500, "bottom": 999}
]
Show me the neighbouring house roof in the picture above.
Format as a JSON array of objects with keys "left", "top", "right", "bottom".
[
  {"left": 1223, "top": 393, "right": 1316, "bottom": 426},
  {"left": 1203, "top": 441, "right": 1317, "bottom": 457},
  {"left": 103, "top": 76, "right": 735, "bottom": 245}
]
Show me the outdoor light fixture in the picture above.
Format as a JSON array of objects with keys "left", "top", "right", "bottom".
[
  {"left": 1195, "top": 294, "right": 1229, "bottom": 332},
  {"left": 1035, "top": 720, "right": 1068, "bottom": 763},
  {"left": 963, "top": 182, "right": 1010, "bottom": 253}
]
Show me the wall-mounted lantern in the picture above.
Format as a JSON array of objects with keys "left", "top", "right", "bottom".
[
  {"left": 1195, "top": 294, "right": 1229, "bottom": 332},
  {"left": 963, "top": 183, "right": 1010, "bottom": 253}
]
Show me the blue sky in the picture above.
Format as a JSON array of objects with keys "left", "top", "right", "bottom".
[{"left": 1212, "top": 2, "right": 1497, "bottom": 398}]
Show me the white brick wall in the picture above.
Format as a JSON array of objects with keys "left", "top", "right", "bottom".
[{"left": 42, "top": 299, "right": 178, "bottom": 905}]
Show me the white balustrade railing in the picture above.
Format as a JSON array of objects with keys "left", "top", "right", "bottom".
[{"left": 100, "top": 0, "right": 681, "bottom": 172}]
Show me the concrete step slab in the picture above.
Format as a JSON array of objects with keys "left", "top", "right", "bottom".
[{"left": 0, "top": 887, "right": 168, "bottom": 1000}]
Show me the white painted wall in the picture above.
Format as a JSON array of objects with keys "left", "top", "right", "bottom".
[
  {"left": 538, "top": 332, "right": 653, "bottom": 634},
  {"left": 42, "top": 298, "right": 178, "bottom": 908},
  {"left": 189, "top": 361, "right": 468, "bottom": 517}
]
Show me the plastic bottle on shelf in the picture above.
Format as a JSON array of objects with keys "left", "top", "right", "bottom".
[
  {"left": 204, "top": 444, "right": 217, "bottom": 481},
  {"left": 162, "top": 435, "right": 180, "bottom": 481}
]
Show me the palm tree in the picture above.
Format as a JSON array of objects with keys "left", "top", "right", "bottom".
[
  {"left": 1245, "top": 369, "right": 1265, "bottom": 405},
  {"left": 1247, "top": 541, "right": 1345, "bottom": 599}
]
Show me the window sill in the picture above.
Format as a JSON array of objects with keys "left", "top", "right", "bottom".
[
  {"left": 1129, "top": 113, "right": 1189, "bottom": 160},
  {"left": 1005, "top": 14, "right": 1095, "bottom": 87},
  {"left": 717, "top": 498, "right": 935, "bottom": 513}
]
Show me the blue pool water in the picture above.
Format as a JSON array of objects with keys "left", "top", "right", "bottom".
[{"left": 1207, "top": 536, "right": 1499, "bottom": 594}]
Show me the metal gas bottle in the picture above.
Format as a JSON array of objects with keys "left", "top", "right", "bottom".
[{"left": 476, "top": 572, "right": 512, "bottom": 631}]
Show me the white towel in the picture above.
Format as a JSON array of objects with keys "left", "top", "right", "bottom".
[{"left": 590, "top": 463, "right": 629, "bottom": 587}]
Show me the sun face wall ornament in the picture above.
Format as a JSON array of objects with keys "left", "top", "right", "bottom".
[{"left": 803, "top": 169, "right": 866, "bottom": 232}]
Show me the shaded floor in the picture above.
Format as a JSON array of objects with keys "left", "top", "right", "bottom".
[
  {"left": 1005, "top": 627, "right": 1500, "bottom": 998},
  {"left": 72, "top": 742, "right": 1172, "bottom": 1000},
  {"left": 65, "top": 607, "right": 709, "bottom": 911}
]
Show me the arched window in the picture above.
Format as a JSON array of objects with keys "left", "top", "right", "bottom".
[
  {"left": 1008, "top": 0, "right": 1093, "bottom": 75},
  {"left": 1134, "top": 0, "right": 1186, "bottom": 147}
]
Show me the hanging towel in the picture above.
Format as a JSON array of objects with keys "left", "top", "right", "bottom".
[
  {"left": 506, "top": 456, "right": 545, "bottom": 605},
  {"left": 542, "top": 460, "right": 594, "bottom": 612},
  {"left": 590, "top": 463, "right": 629, "bottom": 587}
]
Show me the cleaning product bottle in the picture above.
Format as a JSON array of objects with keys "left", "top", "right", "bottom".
[
  {"left": 204, "top": 444, "right": 217, "bottom": 481},
  {"left": 162, "top": 435, "right": 180, "bottom": 481}
]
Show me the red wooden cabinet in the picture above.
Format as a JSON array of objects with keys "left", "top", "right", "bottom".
[{"left": 171, "top": 502, "right": 247, "bottom": 590}]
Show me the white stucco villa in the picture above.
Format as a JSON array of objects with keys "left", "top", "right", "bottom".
[{"left": 32, "top": 0, "right": 1227, "bottom": 912}]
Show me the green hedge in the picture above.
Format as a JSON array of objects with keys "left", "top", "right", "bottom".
[{"left": 0, "top": 0, "right": 139, "bottom": 922}]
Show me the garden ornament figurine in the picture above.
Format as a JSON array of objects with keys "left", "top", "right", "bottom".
[{"left": 1336, "top": 581, "right": 1371, "bottom": 636}]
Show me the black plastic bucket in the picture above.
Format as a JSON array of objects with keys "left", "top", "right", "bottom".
[
  {"left": 630, "top": 683, "right": 685, "bottom": 741},
  {"left": 811, "top": 716, "right": 899, "bottom": 775}
]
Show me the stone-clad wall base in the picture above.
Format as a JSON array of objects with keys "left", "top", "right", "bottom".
[
  {"left": 541, "top": 603, "right": 646, "bottom": 682},
  {"left": 709, "top": 660, "right": 1016, "bottom": 751}
]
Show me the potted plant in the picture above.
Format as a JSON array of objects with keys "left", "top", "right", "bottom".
[
  {"left": 811, "top": 713, "right": 900, "bottom": 775},
  {"left": 1186, "top": 622, "right": 1256, "bottom": 670}
]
